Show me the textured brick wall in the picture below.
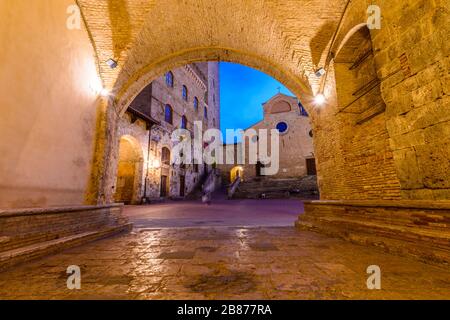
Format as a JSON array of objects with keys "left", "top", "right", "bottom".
[{"left": 310, "top": 0, "right": 449, "bottom": 201}]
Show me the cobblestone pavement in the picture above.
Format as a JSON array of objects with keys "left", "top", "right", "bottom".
[
  {"left": 0, "top": 227, "right": 449, "bottom": 300},
  {"left": 123, "top": 198, "right": 303, "bottom": 229}
]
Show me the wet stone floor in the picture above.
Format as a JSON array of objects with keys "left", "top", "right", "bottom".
[{"left": 0, "top": 227, "right": 449, "bottom": 300}]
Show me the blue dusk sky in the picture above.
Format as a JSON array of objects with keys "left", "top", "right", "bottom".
[{"left": 219, "top": 62, "right": 294, "bottom": 143}]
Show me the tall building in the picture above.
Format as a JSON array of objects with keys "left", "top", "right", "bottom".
[{"left": 114, "top": 62, "right": 220, "bottom": 204}]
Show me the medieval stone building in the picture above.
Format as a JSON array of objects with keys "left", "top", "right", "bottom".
[
  {"left": 114, "top": 63, "right": 220, "bottom": 203},
  {"left": 219, "top": 93, "right": 318, "bottom": 198},
  {"left": 223, "top": 93, "right": 315, "bottom": 182}
]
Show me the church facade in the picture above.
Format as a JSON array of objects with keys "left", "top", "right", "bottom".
[{"left": 221, "top": 93, "right": 316, "bottom": 184}]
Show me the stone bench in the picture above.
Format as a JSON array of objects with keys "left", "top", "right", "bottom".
[
  {"left": 0, "top": 204, "right": 132, "bottom": 271},
  {"left": 296, "top": 200, "right": 450, "bottom": 266}
]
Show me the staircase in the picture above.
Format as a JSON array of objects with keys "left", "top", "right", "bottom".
[
  {"left": 232, "top": 175, "right": 319, "bottom": 199},
  {"left": 186, "top": 168, "right": 222, "bottom": 200}
]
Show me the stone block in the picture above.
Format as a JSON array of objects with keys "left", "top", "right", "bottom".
[
  {"left": 389, "top": 130, "right": 425, "bottom": 150},
  {"left": 424, "top": 121, "right": 450, "bottom": 144},
  {"left": 411, "top": 79, "right": 443, "bottom": 108},
  {"left": 401, "top": 189, "right": 435, "bottom": 200},
  {"left": 416, "top": 142, "right": 450, "bottom": 188},
  {"left": 393, "top": 148, "right": 424, "bottom": 189}
]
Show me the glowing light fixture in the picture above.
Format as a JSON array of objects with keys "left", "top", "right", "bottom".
[
  {"left": 314, "top": 94, "right": 326, "bottom": 105},
  {"left": 315, "top": 68, "right": 326, "bottom": 78},
  {"left": 106, "top": 59, "right": 118, "bottom": 69},
  {"left": 100, "top": 88, "right": 110, "bottom": 97},
  {"left": 148, "top": 159, "right": 161, "bottom": 169}
]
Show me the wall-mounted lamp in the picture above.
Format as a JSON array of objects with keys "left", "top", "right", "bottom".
[
  {"left": 106, "top": 59, "right": 118, "bottom": 69},
  {"left": 148, "top": 159, "right": 161, "bottom": 169},
  {"left": 100, "top": 88, "right": 110, "bottom": 97},
  {"left": 314, "top": 94, "right": 326, "bottom": 105},
  {"left": 315, "top": 68, "right": 326, "bottom": 78}
]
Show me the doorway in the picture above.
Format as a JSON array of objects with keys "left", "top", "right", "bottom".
[
  {"left": 180, "top": 175, "right": 186, "bottom": 197},
  {"left": 160, "top": 175, "right": 169, "bottom": 197},
  {"left": 114, "top": 136, "right": 143, "bottom": 204},
  {"left": 306, "top": 158, "right": 317, "bottom": 176}
]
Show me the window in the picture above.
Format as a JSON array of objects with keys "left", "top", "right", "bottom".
[
  {"left": 299, "top": 101, "right": 309, "bottom": 117},
  {"left": 165, "top": 71, "right": 174, "bottom": 87},
  {"left": 193, "top": 97, "right": 199, "bottom": 111},
  {"left": 181, "top": 115, "right": 187, "bottom": 129},
  {"left": 161, "top": 147, "right": 171, "bottom": 166},
  {"left": 164, "top": 104, "right": 173, "bottom": 124},
  {"left": 204, "top": 106, "right": 208, "bottom": 119},
  {"left": 276, "top": 121, "right": 288, "bottom": 134},
  {"left": 182, "top": 85, "right": 188, "bottom": 101}
]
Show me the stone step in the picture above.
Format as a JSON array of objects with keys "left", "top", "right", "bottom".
[
  {"left": 299, "top": 214, "right": 450, "bottom": 248},
  {"left": 297, "top": 200, "right": 450, "bottom": 266},
  {"left": 0, "top": 204, "right": 127, "bottom": 253},
  {"left": 0, "top": 223, "right": 132, "bottom": 272},
  {"left": 234, "top": 176, "right": 319, "bottom": 199}
]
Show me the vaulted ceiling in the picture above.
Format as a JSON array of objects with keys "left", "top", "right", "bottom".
[{"left": 77, "top": 0, "right": 348, "bottom": 102}]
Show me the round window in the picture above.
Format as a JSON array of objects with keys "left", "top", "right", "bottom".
[{"left": 276, "top": 121, "right": 289, "bottom": 134}]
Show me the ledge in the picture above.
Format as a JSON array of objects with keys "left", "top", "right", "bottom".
[
  {"left": 0, "top": 203, "right": 124, "bottom": 218},
  {"left": 303, "top": 200, "right": 450, "bottom": 210}
]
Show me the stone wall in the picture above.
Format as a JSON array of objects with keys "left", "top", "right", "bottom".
[
  {"left": 297, "top": 200, "right": 450, "bottom": 266},
  {"left": 0, "top": 0, "right": 100, "bottom": 208},
  {"left": 112, "top": 63, "right": 220, "bottom": 201},
  {"left": 312, "top": 0, "right": 449, "bottom": 201}
]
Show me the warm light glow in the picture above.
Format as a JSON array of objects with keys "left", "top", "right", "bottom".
[
  {"left": 314, "top": 94, "right": 326, "bottom": 105},
  {"left": 100, "top": 88, "right": 110, "bottom": 97},
  {"left": 148, "top": 159, "right": 161, "bottom": 169}
]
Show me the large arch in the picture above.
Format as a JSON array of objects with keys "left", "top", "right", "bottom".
[
  {"left": 78, "top": 0, "right": 450, "bottom": 204},
  {"left": 113, "top": 47, "right": 315, "bottom": 116}
]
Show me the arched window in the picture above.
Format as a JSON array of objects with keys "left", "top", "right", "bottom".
[
  {"left": 193, "top": 97, "right": 199, "bottom": 111},
  {"left": 182, "top": 85, "right": 188, "bottom": 101},
  {"left": 165, "top": 71, "right": 174, "bottom": 87},
  {"left": 164, "top": 104, "right": 173, "bottom": 124},
  {"left": 181, "top": 115, "right": 187, "bottom": 129},
  {"left": 161, "top": 147, "right": 171, "bottom": 166},
  {"left": 204, "top": 106, "right": 208, "bottom": 119}
]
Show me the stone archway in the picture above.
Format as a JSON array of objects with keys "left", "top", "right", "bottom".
[
  {"left": 114, "top": 135, "right": 144, "bottom": 204},
  {"left": 230, "top": 166, "right": 244, "bottom": 183}
]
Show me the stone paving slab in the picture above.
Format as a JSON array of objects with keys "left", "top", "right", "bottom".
[
  {"left": 123, "top": 199, "right": 303, "bottom": 229},
  {"left": 0, "top": 227, "right": 449, "bottom": 300}
]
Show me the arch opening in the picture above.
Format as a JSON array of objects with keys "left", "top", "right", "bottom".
[
  {"left": 112, "top": 48, "right": 315, "bottom": 117},
  {"left": 114, "top": 135, "right": 144, "bottom": 204}
]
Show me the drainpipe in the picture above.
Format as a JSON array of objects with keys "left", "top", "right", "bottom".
[{"left": 142, "top": 83, "right": 153, "bottom": 204}]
